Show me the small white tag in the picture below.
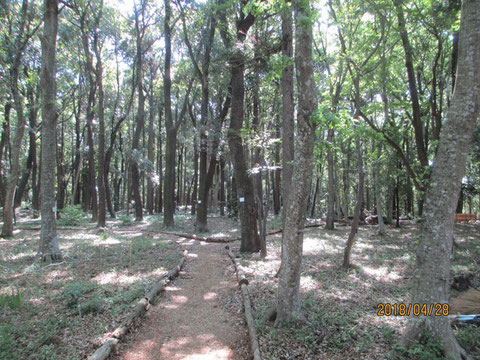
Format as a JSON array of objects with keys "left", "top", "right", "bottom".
[
  {"left": 198, "top": 200, "right": 202, "bottom": 204},
  {"left": 52, "top": 206, "right": 57, "bottom": 213},
  {"left": 239, "top": 197, "right": 245, "bottom": 203}
]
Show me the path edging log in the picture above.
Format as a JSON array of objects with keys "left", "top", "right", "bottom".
[
  {"left": 87, "top": 250, "right": 187, "bottom": 360},
  {"left": 227, "top": 248, "right": 262, "bottom": 360}
]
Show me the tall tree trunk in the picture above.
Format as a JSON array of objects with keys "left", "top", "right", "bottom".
[
  {"left": 146, "top": 70, "right": 156, "bottom": 215},
  {"left": 281, "top": 4, "right": 294, "bottom": 226},
  {"left": 94, "top": 27, "right": 106, "bottom": 228},
  {"left": 227, "top": 8, "right": 260, "bottom": 253},
  {"left": 131, "top": 3, "right": 146, "bottom": 222},
  {"left": 56, "top": 118, "right": 65, "bottom": 213},
  {"left": 219, "top": 156, "right": 226, "bottom": 216},
  {"left": 14, "top": 73, "right": 37, "bottom": 208},
  {"left": 375, "top": 145, "right": 386, "bottom": 235},
  {"left": 157, "top": 107, "right": 164, "bottom": 213},
  {"left": 38, "top": 0, "right": 62, "bottom": 262},
  {"left": 400, "top": 3, "right": 480, "bottom": 358},
  {"left": 0, "top": 103, "right": 11, "bottom": 208},
  {"left": 343, "top": 135, "right": 364, "bottom": 268},
  {"left": 276, "top": 0, "right": 317, "bottom": 324},
  {"left": 163, "top": 0, "right": 176, "bottom": 228},
  {"left": 273, "top": 120, "right": 281, "bottom": 215},
  {"left": 325, "top": 129, "right": 335, "bottom": 229},
  {"left": 1, "top": 1, "right": 30, "bottom": 237},
  {"left": 393, "top": 0, "right": 428, "bottom": 215}
]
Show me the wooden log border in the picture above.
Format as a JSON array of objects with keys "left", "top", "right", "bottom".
[
  {"left": 227, "top": 248, "right": 262, "bottom": 360},
  {"left": 87, "top": 250, "right": 187, "bottom": 360}
]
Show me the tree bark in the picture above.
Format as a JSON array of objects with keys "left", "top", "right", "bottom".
[
  {"left": 276, "top": 0, "right": 317, "bottom": 324},
  {"left": 343, "top": 135, "right": 364, "bottom": 268},
  {"left": 15, "top": 68, "right": 38, "bottom": 208},
  {"left": 400, "top": 2, "right": 480, "bottom": 359},
  {"left": 1, "top": 0, "right": 30, "bottom": 237},
  {"left": 281, "top": 4, "right": 294, "bottom": 226},
  {"left": 94, "top": 23, "right": 106, "bottom": 228},
  {"left": 325, "top": 129, "right": 336, "bottom": 229},
  {"left": 227, "top": 7, "right": 260, "bottom": 253},
  {"left": 374, "top": 145, "right": 386, "bottom": 235},
  {"left": 131, "top": 2, "right": 146, "bottom": 222},
  {"left": 38, "top": 0, "right": 62, "bottom": 262}
]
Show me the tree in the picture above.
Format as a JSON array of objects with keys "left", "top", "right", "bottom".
[
  {"left": 276, "top": 0, "right": 317, "bottom": 324},
  {"left": 38, "top": 0, "right": 62, "bottom": 262},
  {"left": 94, "top": 1, "right": 106, "bottom": 228},
  {"left": 178, "top": 0, "right": 217, "bottom": 233},
  {"left": 400, "top": 1, "right": 480, "bottom": 358},
  {"left": 225, "top": 2, "right": 260, "bottom": 253},
  {"left": 1, "top": 0, "right": 39, "bottom": 237}
]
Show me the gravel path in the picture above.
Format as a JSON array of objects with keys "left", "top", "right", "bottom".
[{"left": 114, "top": 238, "right": 249, "bottom": 360}]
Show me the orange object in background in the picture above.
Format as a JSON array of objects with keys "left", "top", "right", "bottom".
[{"left": 455, "top": 213, "right": 477, "bottom": 223}]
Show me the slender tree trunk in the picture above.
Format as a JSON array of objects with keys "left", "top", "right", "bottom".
[
  {"left": 56, "top": 118, "right": 65, "bottom": 214},
  {"left": 131, "top": 4, "right": 146, "bottom": 222},
  {"left": 281, "top": 4, "right": 294, "bottom": 226},
  {"left": 94, "top": 29, "right": 106, "bottom": 227},
  {"left": 146, "top": 75, "right": 155, "bottom": 215},
  {"left": 273, "top": 120, "right": 281, "bottom": 215},
  {"left": 38, "top": 0, "right": 62, "bottom": 262},
  {"left": 0, "top": 103, "right": 11, "bottom": 208},
  {"left": 219, "top": 156, "right": 225, "bottom": 216},
  {"left": 163, "top": 0, "right": 176, "bottom": 228},
  {"left": 401, "top": 3, "right": 480, "bottom": 358},
  {"left": 375, "top": 145, "right": 386, "bottom": 235},
  {"left": 325, "top": 129, "right": 335, "bottom": 229},
  {"left": 276, "top": 0, "right": 317, "bottom": 324},
  {"left": 15, "top": 70, "right": 37, "bottom": 208},
  {"left": 1, "top": 1, "right": 30, "bottom": 237},
  {"left": 343, "top": 135, "right": 364, "bottom": 268}
]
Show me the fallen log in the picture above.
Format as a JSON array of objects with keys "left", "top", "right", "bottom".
[
  {"left": 227, "top": 249, "right": 261, "bottom": 360},
  {"left": 87, "top": 338, "right": 118, "bottom": 360},
  {"left": 157, "top": 230, "right": 239, "bottom": 243},
  {"left": 87, "top": 250, "right": 187, "bottom": 359}
]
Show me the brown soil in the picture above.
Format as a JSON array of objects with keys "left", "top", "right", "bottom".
[{"left": 113, "top": 237, "right": 249, "bottom": 360}]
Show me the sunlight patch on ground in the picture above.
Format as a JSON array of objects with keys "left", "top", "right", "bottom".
[
  {"left": 93, "top": 237, "right": 121, "bottom": 246},
  {"left": 160, "top": 336, "right": 234, "bottom": 360},
  {"left": 360, "top": 265, "right": 402, "bottom": 281},
  {"left": 63, "top": 233, "right": 98, "bottom": 241},
  {"left": 203, "top": 292, "right": 217, "bottom": 300},
  {"left": 300, "top": 275, "right": 320, "bottom": 291},
  {"left": 92, "top": 271, "right": 142, "bottom": 285},
  {"left": 7, "top": 251, "right": 35, "bottom": 260},
  {"left": 45, "top": 269, "right": 72, "bottom": 282},
  {"left": 211, "top": 232, "right": 228, "bottom": 238}
]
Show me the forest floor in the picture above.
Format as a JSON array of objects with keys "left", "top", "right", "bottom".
[{"left": 1, "top": 210, "right": 480, "bottom": 359}]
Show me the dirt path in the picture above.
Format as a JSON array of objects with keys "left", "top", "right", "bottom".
[{"left": 114, "top": 237, "right": 249, "bottom": 360}]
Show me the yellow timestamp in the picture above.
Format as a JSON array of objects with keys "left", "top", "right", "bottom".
[{"left": 377, "top": 303, "right": 450, "bottom": 317}]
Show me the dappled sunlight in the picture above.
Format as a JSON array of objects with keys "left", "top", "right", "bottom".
[
  {"left": 300, "top": 274, "right": 321, "bottom": 291},
  {"left": 93, "top": 237, "right": 122, "bottom": 246},
  {"left": 165, "top": 294, "right": 189, "bottom": 310},
  {"left": 63, "top": 233, "right": 98, "bottom": 241},
  {"left": 92, "top": 271, "right": 143, "bottom": 285},
  {"left": 7, "top": 251, "right": 36, "bottom": 261},
  {"left": 159, "top": 334, "right": 235, "bottom": 360},
  {"left": 203, "top": 292, "right": 217, "bottom": 300},
  {"left": 45, "top": 269, "right": 72, "bottom": 282}
]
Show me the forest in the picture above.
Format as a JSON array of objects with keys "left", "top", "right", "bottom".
[{"left": 1, "top": 0, "right": 480, "bottom": 359}]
